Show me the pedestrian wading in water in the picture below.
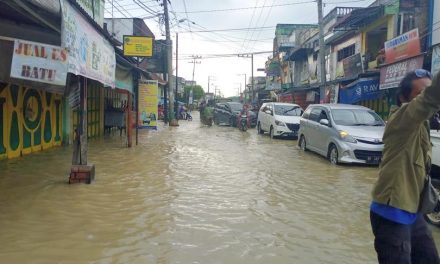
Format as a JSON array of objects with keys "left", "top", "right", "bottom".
[{"left": 371, "top": 69, "right": 440, "bottom": 264}]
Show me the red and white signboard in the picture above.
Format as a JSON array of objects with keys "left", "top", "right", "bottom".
[
  {"left": 10, "top": 39, "right": 68, "bottom": 86},
  {"left": 380, "top": 55, "right": 424, "bottom": 90},
  {"left": 384, "top": 28, "right": 421, "bottom": 64}
]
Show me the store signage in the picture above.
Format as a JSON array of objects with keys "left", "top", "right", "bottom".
[
  {"left": 380, "top": 55, "right": 424, "bottom": 90},
  {"left": 339, "top": 78, "right": 381, "bottom": 104},
  {"left": 432, "top": 45, "right": 440, "bottom": 76},
  {"left": 384, "top": 28, "right": 421, "bottom": 64},
  {"left": 10, "top": 39, "right": 68, "bottom": 86},
  {"left": 138, "top": 80, "right": 158, "bottom": 130},
  {"left": 61, "top": 0, "right": 116, "bottom": 87},
  {"left": 342, "top": 53, "right": 363, "bottom": 78},
  {"left": 123, "top": 35, "right": 153, "bottom": 57}
]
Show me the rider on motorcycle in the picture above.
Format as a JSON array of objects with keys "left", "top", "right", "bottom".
[{"left": 238, "top": 105, "right": 250, "bottom": 130}]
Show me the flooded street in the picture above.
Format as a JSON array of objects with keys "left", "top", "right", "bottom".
[{"left": 1, "top": 115, "right": 440, "bottom": 264}]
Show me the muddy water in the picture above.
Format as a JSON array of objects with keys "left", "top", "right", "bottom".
[{"left": 1, "top": 115, "right": 440, "bottom": 263}]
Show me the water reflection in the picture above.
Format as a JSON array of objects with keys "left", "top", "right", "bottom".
[{"left": 0, "top": 117, "right": 438, "bottom": 263}]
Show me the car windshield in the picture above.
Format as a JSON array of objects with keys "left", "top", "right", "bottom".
[
  {"left": 331, "top": 109, "right": 385, "bottom": 126},
  {"left": 274, "top": 105, "right": 302, "bottom": 116},
  {"left": 228, "top": 103, "right": 243, "bottom": 112}
]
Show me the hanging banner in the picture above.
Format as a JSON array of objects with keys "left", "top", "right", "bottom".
[
  {"left": 384, "top": 28, "right": 421, "bottom": 64},
  {"left": 76, "top": 0, "right": 105, "bottom": 27},
  {"left": 10, "top": 39, "right": 68, "bottom": 86},
  {"left": 60, "top": 0, "right": 115, "bottom": 87},
  {"left": 342, "top": 53, "right": 363, "bottom": 79},
  {"left": 138, "top": 80, "right": 158, "bottom": 130},
  {"left": 380, "top": 55, "right": 424, "bottom": 90},
  {"left": 339, "top": 78, "right": 381, "bottom": 104}
]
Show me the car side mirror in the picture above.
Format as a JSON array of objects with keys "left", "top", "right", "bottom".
[
  {"left": 319, "top": 119, "right": 329, "bottom": 126},
  {"left": 265, "top": 110, "right": 272, "bottom": 115}
]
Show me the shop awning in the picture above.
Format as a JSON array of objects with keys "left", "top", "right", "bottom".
[
  {"left": 339, "top": 77, "right": 382, "bottom": 104},
  {"left": 288, "top": 47, "right": 313, "bottom": 61},
  {"left": 334, "top": 6, "right": 384, "bottom": 31}
]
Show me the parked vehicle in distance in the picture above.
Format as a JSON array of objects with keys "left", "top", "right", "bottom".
[
  {"left": 298, "top": 104, "right": 385, "bottom": 165},
  {"left": 214, "top": 102, "right": 257, "bottom": 127},
  {"left": 257, "top": 102, "right": 303, "bottom": 139},
  {"left": 427, "top": 128, "right": 440, "bottom": 227}
]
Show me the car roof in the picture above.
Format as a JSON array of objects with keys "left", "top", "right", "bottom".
[
  {"left": 226, "top": 102, "right": 242, "bottom": 105},
  {"left": 308, "top": 104, "right": 370, "bottom": 110},
  {"left": 272, "top": 102, "right": 301, "bottom": 107}
]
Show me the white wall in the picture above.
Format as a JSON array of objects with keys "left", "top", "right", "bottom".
[{"left": 433, "top": 0, "right": 440, "bottom": 46}]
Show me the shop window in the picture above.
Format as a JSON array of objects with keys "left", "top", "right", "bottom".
[
  {"left": 337, "top": 44, "right": 355, "bottom": 62},
  {"left": 398, "top": 13, "right": 416, "bottom": 35}
]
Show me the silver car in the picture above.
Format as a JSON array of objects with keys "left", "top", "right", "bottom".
[{"left": 298, "top": 104, "right": 385, "bottom": 165}]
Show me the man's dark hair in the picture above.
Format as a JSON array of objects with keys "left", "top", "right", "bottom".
[
  {"left": 396, "top": 70, "right": 433, "bottom": 106},
  {"left": 396, "top": 72, "right": 420, "bottom": 107}
]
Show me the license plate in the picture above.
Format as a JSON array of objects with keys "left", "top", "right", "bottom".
[{"left": 366, "top": 156, "right": 381, "bottom": 163}]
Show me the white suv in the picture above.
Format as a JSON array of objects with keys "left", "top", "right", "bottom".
[{"left": 257, "top": 103, "right": 303, "bottom": 139}]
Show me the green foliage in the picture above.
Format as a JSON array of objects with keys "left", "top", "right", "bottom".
[{"left": 184, "top": 85, "right": 205, "bottom": 100}]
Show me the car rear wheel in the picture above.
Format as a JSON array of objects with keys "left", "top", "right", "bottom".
[
  {"left": 257, "top": 122, "right": 264, "bottom": 134},
  {"left": 328, "top": 145, "right": 339, "bottom": 165},
  {"left": 299, "top": 136, "right": 307, "bottom": 151}
]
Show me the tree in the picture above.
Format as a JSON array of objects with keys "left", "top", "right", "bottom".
[{"left": 183, "top": 85, "right": 205, "bottom": 101}]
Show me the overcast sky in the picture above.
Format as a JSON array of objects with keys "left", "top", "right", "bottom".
[{"left": 105, "top": 0, "right": 376, "bottom": 97}]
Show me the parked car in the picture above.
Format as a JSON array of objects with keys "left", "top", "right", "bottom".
[
  {"left": 257, "top": 102, "right": 303, "bottom": 139},
  {"left": 214, "top": 102, "right": 257, "bottom": 127},
  {"left": 426, "top": 128, "right": 440, "bottom": 227},
  {"left": 298, "top": 104, "right": 385, "bottom": 165}
]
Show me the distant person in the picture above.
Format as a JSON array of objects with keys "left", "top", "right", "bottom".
[{"left": 370, "top": 69, "right": 440, "bottom": 264}]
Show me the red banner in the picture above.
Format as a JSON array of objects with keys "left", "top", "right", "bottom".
[{"left": 384, "top": 29, "right": 421, "bottom": 64}]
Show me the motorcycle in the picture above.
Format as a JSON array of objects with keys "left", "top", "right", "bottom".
[
  {"left": 179, "top": 111, "right": 193, "bottom": 121},
  {"left": 237, "top": 112, "right": 250, "bottom": 132}
]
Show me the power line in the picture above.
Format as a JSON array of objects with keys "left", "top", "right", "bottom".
[
  {"left": 179, "top": 26, "right": 276, "bottom": 33},
  {"left": 239, "top": 0, "right": 260, "bottom": 54},
  {"left": 172, "top": 0, "right": 317, "bottom": 14},
  {"left": 181, "top": 0, "right": 193, "bottom": 39},
  {"left": 244, "top": 0, "right": 269, "bottom": 52},
  {"left": 249, "top": 0, "right": 275, "bottom": 52}
]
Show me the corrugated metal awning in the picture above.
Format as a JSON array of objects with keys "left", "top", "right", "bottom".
[{"left": 334, "top": 6, "right": 384, "bottom": 31}]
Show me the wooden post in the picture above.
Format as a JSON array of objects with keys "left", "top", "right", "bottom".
[
  {"left": 80, "top": 77, "right": 88, "bottom": 165},
  {"left": 127, "top": 90, "right": 132, "bottom": 147},
  {"left": 69, "top": 76, "right": 95, "bottom": 184}
]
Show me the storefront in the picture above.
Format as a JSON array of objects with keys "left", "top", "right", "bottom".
[
  {"left": 338, "top": 77, "right": 391, "bottom": 119},
  {"left": 0, "top": 37, "right": 66, "bottom": 160}
]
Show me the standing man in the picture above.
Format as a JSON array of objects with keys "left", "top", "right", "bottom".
[{"left": 370, "top": 69, "right": 440, "bottom": 263}]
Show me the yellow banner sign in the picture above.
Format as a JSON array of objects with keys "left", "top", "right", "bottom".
[
  {"left": 138, "top": 80, "right": 158, "bottom": 129},
  {"left": 123, "top": 36, "right": 153, "bottom": 57}
]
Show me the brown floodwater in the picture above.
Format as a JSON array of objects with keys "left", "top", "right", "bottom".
[{"left": 1, "top": 115, "right": 440, "bottom": 263}]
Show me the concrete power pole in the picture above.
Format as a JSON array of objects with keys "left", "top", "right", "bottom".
[
  {"left": 163, "top": 0, "right": 176, "bottom": 124},
  {"left": 317, "top": 0, "right": 326, "bottom": 86},
  {"left": 251, "top": 53, "right": 254, "bottom": 103}
]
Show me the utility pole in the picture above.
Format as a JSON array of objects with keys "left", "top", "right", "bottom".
[
  {"left": 189, "top": 56, "right": 201, "bottom": 104},
  {"left": 175, "top": 32, "right": 179, "bottom": 118},
  {"left": 317, "top": 0, "right": 326, "bottom": 86},
  {"left": 251, "top": 53, "right": 254, "bottom": 103},
  {"left": 163, "top": 0, "right": 176, "bottom": 124},
  {"left": 208, "top": 76, "right": 216, "bottom": 94}
]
